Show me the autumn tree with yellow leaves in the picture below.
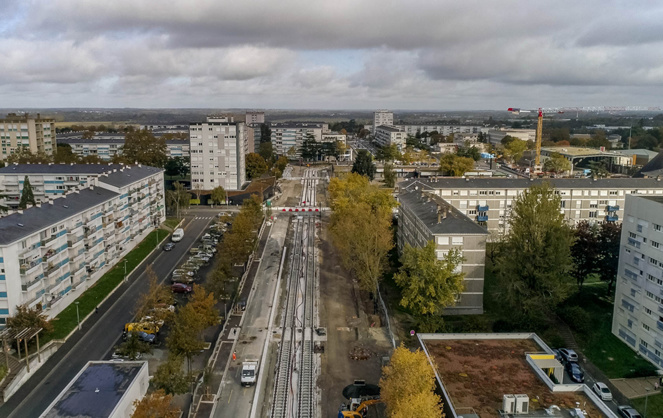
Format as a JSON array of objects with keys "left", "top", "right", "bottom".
[{"left": 132, "top": 389, "right": 180, "bottom": 418}]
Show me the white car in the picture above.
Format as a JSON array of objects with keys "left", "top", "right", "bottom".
[{"left": 592, "top": 382, "right": 613, "bottom": 401}]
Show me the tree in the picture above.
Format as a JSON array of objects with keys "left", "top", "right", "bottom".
[
  {"left": 132, "top": 389, "right": 180, "bottom": 418},
  {"left": 456, "top": 144, "right": 481, "bottom": 161},
  {"left": 571, "top": 221, "right": 600, "bottom": 287},
  {"left": 152, "top": 355, "right": 190, "bottom": 395},
  {"left": 245, "top": 153, "right": 268, "bottom": 179},
  {"left": 495, "top": 183, "right": 575, "bottom": 320},
  {"left": 394, "top": 242, "right": 465, "bottom": 316},
  {"left": 598, "top": 222, "right": 621, "bottom": 295},
  {"left": 383, "top": 164, "right": 396, "bottom": 188},
  {"left": 543, "top": 152, "right": 572, "bottom": 174},
  {"left": 134, "top": 267, "right": 175, "bottom": 326},
  {"left": 300, "top": 134, "right": 319, "bottom": 161},
  {"left": 380, "top": 345, "right": 442, "bottom": 418},
  {"left": 274, "top": 156, "right": 288, "bottom": 173},
  {"left": 210, "top": 186, "right": 227, "bottom": 205},
  {"left": 502, "top": 137, "right": 528, "bottom": 162},
  {"left": 258, "top": 141, "right": 274, "bottom": 162},
  {"left": 18, "top": 176, "right": 36, "bottom": 210},
  {"left": 164, "top": 157, "right": 189, "bottom": 179},
  {"left": 122, "top": 129, "right": 168, "bottom": 167},
  {"left": 377, "top": 144, "right": 400, "bottom": 162},
  {"left": 588, "top": 160, "right": 609, "bottom": 178},
  {"left": 351, "top": 150, "right": 376, "bottom": 180},
  {"left": 7, "top": 304, "right": 53, "bottom": 333},
  {"left": 259, "top": 123, "right": 272, "bottom": 143},
  {"left": 54, "top": 144, "right": 79, "bottom": 164},
  {"left": 117, "top": 332, "right": 152, "bottom": 360},
  {"left": 328, "top": 174, "right": 397, "bottom": 292},
  {"left": 166, "top": 182, "right": 190, "bottom": 218},
  {"left": 438, "top": 154, "right": 474, "bottom": 177}
]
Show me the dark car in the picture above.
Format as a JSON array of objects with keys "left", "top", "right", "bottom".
[
  {"left": 137, "top": 331, "right": 156, "bottom": 344},
  {"left": 565, "top": 361, "right": 584, "bottom": 383},
  {"left": 171, "top": 283, "right": 192, "bottom": 294},
  {"left": 618, "top": 406, "right": 642, "bottom": 418},
  {"left": 163, "top": 243, "right": 175, "bottom": 251}
]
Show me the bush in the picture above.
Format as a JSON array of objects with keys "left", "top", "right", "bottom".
[
  {"left": 492, "top": 319, "right": 518, "bottom": 332},
  {"left": 625, "top": 363, "right": 659, "bottom": 378},
  {"left": 541, "top": 328, "right": 566, "bottom": 349},
  {"left": 416, "top": 315, "right": 446, "bottom": 333},
  {"left": 558, "top": 306, "right": 593, "bottom": 334},
  {"left": 448, "top": 315, "right": 490, "bottom": 333}
]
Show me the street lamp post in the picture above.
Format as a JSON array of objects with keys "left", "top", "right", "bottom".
[
  {"left": 644, "top": 387, "right": 650, "bottom": 418},
  {"left": 124, "top": 260, "right": 128, "bottom": 283},
  {"left": 75, "top": 302, "right": 81, "bottom": 331}
]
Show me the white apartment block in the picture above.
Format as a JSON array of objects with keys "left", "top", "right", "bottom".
[
  {"left": 374, "top": 125, "right": 407, "bottom": 150},
  {"left": 0, "top": 165, "right": 165, "bottom": 324},
  {"left": 245, "top": 111, "right": 265, "bottom": 125},
  {"left": 57, "top": 136, "right": 190, "bottom": 160},
  {"left": 612, "top": 194, "right": 663, "bottom": 368},
  {"left": 0, "top": 113, "right": 55, "bottom": 161},
  {"left": 404, "top": 177, "right": 663, "bottom": 240},
  {"left": 321, "top": 133, "right": 347, "bottom": 144},
  {"left": 398, "top": 125, "right": 488, "bottom": 138},
  {"left": 487, "top": 128, "right": 536, "bottom": 144},
  {"left": 269, "top": 122, "right": 327, "bottom": 156},
  {"left": 189, "top": 117, "right": 246, "bottom": 191},
  {"left": 373, "top": 110, "right": 393, "bottom": 131},
  {"left": 398, "top": 188, "right": 488, "bottom": 314}
]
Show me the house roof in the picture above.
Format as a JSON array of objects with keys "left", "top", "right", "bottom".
[
  {"left": 99, "top": 165, "right": 162, "bottom": 188},
  {"left": 635, "top": 151, "right": 663, "bottom": 178},
  {"left": 0, "top": 163, "right": 121, "bottom": 175},
  {"left": 0, "top": 187, "right": 118, "bottom": 246},
  {"left": 398, "top": 187, "right": 488, "bottom": 236}
]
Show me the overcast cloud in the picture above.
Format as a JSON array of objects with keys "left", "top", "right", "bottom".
[{"left": 1, "top": 0, "right": 663, "bottom": 110}]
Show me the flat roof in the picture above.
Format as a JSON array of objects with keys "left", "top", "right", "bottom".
[
  {"left": 42, "top": 361, "right": 145, "bottom": 418},
  {"left": 640, "top": 195, "right": 663, "bottom": 205},
  {"left": 0, "top": 164, "right": 121, "bottom": 175},
  {"left": 375, "top": 125, "right": 403, "bottom": 133},
  {"left": 420, "top": 334, "right": 608, "bottom": 418},
  {"left": 99, "top": 165, "right": 162, "bottom": 188},
  {"left": 58, "top": 137, "right": 187, "bottom": 145},
  {"left": 404, "top": 177, "right": 663, "bottom": 190},
  {"left": 541, "top": 146, "right": 624, "bottom": 157},
  {"left": 0, "top": 187, "right": 118, "bottom": 246},
  {"left": 399, "top": 188, "right": 487, "bottom": 235}
]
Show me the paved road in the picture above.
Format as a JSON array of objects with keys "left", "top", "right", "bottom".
[{"left": 0, "top": 216, "right": 213, "bottom": 418}]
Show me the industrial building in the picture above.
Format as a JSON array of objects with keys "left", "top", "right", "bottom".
[{"left": 0, "top": 114, "right": 56, "bottom": 161}]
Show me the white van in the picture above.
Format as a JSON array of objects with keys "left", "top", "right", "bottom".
[{"left": 171, "top": 228, "right": 184, "bottom": 242}]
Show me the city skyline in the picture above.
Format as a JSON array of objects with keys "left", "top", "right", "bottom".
[{"left": 1, "top": 1, "right": 663, "bottom": 110}]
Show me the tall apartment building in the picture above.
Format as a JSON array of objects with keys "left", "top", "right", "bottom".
[
  {"left": 398, "top": 187, "right": 488, "bottom": 314},
  {"left": 0, "top": 165, "right": 165, "bottom": 324},
  {"left": 189, "top": 117, "right": 246, "bottom": 191},
  {"left": 374, "top": 125, "right": 407, "bottom": 150},
  {"left": 269, "top": 122, "right": 327, "bottom": 156},
  {"left": 245, "top": 111, "right": 265, "bottom": 125},
  {"left": 612, "top": 194, "right": 663, "bottom": 368},
  {"left": 373, "top": 110, "right": 393, "bottom": 131},
  {"left": 404, "top": 178, "right": 663, "bottom": 239},
  {"left": 0, "top": 113, "right": 56, "bottom": 161}
]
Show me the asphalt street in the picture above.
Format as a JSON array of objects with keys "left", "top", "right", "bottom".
[{"left": 0, "top": 215, "right": 213, "bottom": 418}]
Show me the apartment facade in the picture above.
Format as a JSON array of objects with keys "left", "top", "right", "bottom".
[
  {"left": 373, "top": 110, "right": 393, "bottom": 131},
  {"left": 405, "top": 178, "right": 663, "bottom": 239},
  {"left": 0, "top": 113, "right": 56, "bottom": 161},
  {"left": 269, "top": 122, "right": 327, "bottom": 156},
  {"left": 189, "top": 116, "right": 246, "bottom": 191},
  {"left": 374, "top": 125, "right": 407, "bottom": 150},
  {"left": 58, "top": 136, "right": 190, "bottom": 160},
  {"left": 398, "top": 188, "right": 488, "bottom": 314},
  {"left": 0, "top": 165, "right": 165, "bottom": 324},
  {"left": 398, "top": 125, "right": 488, "bottom": 138},
  {"left": 612, "top": 195, "right": 663, "bottom": 369},
  {"left": 245, "top": 111, "right": 265, "bottom": 125}
]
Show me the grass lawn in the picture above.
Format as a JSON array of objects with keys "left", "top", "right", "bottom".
[
  {"left": 46, "top": 228, "right": 168, "bottom": 342},
  {"left": 632, "top": 393, "right": 663, "bottom": 418},
  {"left": 163, "top": 218, "right": 182, "bottom": 230}
]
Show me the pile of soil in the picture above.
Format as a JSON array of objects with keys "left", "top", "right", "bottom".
[{"left": 349, "top": 346, "right": 374, "bottom": 360}]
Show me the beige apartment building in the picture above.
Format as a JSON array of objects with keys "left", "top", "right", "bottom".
[
  {"left": 398, "top": 187, "right": 488, "bottom": 315},
  {"left": 0, "top": 113, "right": 56, "bottom": 160}
]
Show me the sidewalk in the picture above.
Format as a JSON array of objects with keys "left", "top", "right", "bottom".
[{"left": 610, "top": 376, "right": 662, "bottom": 399}]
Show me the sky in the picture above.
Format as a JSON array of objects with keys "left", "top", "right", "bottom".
[{"left": 1, "top": 0, "right": 663, "bottom": 110}]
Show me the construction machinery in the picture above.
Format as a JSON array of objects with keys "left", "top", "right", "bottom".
[{"left": 338, "top": 397, "right": 383, "bottom": 418}]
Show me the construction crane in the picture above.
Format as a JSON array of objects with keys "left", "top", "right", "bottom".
[{"left": 506, "top": 107, "right": 548, "bottom": 173}]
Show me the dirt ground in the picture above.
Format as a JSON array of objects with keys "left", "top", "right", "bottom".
[
  {"left": 426, "top": 339, "right": 607, "bottom": 418},
  {"left": 318, "top": 213, "right": 391, "bottom": 418}
]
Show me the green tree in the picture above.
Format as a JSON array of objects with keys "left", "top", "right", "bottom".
[
  {"left": 117, "top": 332, "right": 152, "bottom": 360},
  {"left": 18, "top": 176, "right": 36, "bottom": 210},
  {"left": 543, "top": 152, "right": 572, "bottom": 174},
  {"left": 380, "top": 345, "right": 442, "bottom": 418},
  {"left": 132, "top": 389, "right": 180, "bottom": 418},
  {"left": 122, "top": 129, "right": 168, "bottom": 167},
  {"left": 598, "top": 222, "right": 621, "bottom": 295},
  {"left": 54, "top": 144, "right": 79, "bottom": 164},
  {"left": 7, "top": 303, "right": 53, "bottom": 333},
  {"left": 152, "top": 355, "right": 190, "bottom": 395},
  {"left": 164, "top": 157, "right": 189, "bottom": 179},
  {"left": 210, "top": 186, "right": 227, "bottom": 205},
  {"left": 438, "top": 154, "right": 474, "bottom": 177},
  {"left": 395, "top": 242, "right": 465, "bottom": 316},
  {"left": 495, "top": 183, "right": 575, "bottom": 319},
  {"left": 571, "top": 221, "right": 600, "bottom": 288},
  {"left": 383, "top": 163, "right": 396, "bottom": 188},
  {"left": 351, "top": 150, "right": 377, "bottom": 180},
  {"left": 456, "top": 143, "right": 481, "bottom": 161},
  {"left": 258, "top": 141, "right": 274, "bottom": 162},
  {"left": 502, "top": 137, "right": 528, "bottom": 162},
  {"left": 274, "top": 156, "right": 288, "bottom": 173},
  {"left": 300, "top": 134, "right": 319, "bottom": 161},
  {"left": 588, "top": 160, "right": 609, "bottom": 178},
  {"left": 259, "top": 123, "right": 272, "bottom": 143},
  {"left": 166, "top": 182, "right": 190, "bottom": 218},
  {"left": 245, "top": 153, "right": 268, "bottom": 179},
  {"left": 134, "top": 267, "right": 175, "bottom": 326},
  {"left": 377, "top": 144, "right": 400, "bottom": 162}
]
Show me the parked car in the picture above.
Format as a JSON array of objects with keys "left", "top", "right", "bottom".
[
  {"left": 592, "top": 382, "right": 613, "bottom": 401},
  {"left": 136, "top": 331, "right": 157, "bottom": 344},
  {"left": 552, "top": 349, "right": 564, "bottom": 363},
  {"left": 565, "top": 362, "right": 584, "bottom": 383},
  {"left": 559, "top": 348, "right": 579, "bottom": 363},
  {"left": 172, "top": 283, "right": 192, "bottom": 294},
  {"left": 618, "top": 406, "right": 642, "bottom": 418},
  {"left": 163, "top": 243, "right": 175, "bottom": 251}
]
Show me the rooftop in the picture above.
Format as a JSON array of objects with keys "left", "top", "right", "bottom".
[
  {"left": 0, "top": 187, "right": 118, "bottom": 246},
  {"left": 99, "top": 165, "right": 162, "bottom": 188},
  {"left": 398, "top": 187, "right": 487, "bottom": 235},
  {"left": 375, "top": 125, "right": 403, "bottom": 133},
  {"left": 58, "top": 137, "right": 187, "bottom": 145},
  {"left": 0, "top": 163, "right": 121, "bottom": 175},
  {"left": 541, "top": 146, "right": 626, "bottom": 157},
  {"left": 640, "top": 195, "right": 663, "bottom": 205},
  {"left": 42, "top": 361, "right": 145, "bottom": 418},
  {"left": 404, "top": 176, "right": 663, "bottom": 190}
]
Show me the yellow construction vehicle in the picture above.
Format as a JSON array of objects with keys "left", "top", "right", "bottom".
[{"left": 338, "top": 397, "right": 383, "bottom": 418}]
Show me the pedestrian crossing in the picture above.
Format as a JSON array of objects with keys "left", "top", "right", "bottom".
[{"left": 194, "top": 216, "right": 215, "bottom": 220}]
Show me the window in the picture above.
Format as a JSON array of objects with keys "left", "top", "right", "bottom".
[
  {"left": 436, "top": 236, "right": 449, "bottom": 245},
  {"left": 589, "top": 211, "right": 598, "bottom": 218},
  {"left": 653, "top": 241, "right": 660, "bottom": 249},
  {"left": 655, "top": 224, "right": 662, "bottom": 232},
  {"left": 452, "top": 237, "right": 464, "bottom": 245},
  {"left": 642, "top": 340, "right": 649, "bottom": 348},
  {"left": 645, "top": 307, "right": 653, "bottom": 315}
]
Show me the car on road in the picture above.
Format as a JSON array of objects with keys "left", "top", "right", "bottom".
[
  {"left": 163, "top": 242, "right": 175, "bottom": 251},
  {"left": 618, "top": 406, "right": 642, "bottom": 418},
  {"left": 565, "top": 361, "right": 584, "bottom": 383},
  {"left": 559, "top": 348, "right": 579, "bottom": 363},
  {"left": 172, "top": 283, "right": 192, "bottom": 294},
  {"left": 592, "top": 382, "right": 613, "bottom": 401}
]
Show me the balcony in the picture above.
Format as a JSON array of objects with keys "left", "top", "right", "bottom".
[
  {"left": 477, "top": 205, "right": 489, "bottom": 212},
  {"left": 19, "top": 259, "right": 42, "bottom": 275},
  {"left": 40, "top": 234, "right": 57, "bottom": 246},
  {"left": 476, "top": 215, "right": 488, "bottom": 222},
  {"left": 628, "top": 237, "right": 641, "bottom": 249},
  {"left": 658, "top": 321, "right": 663, "bottom": 332},
  {"left": 606, "top": 205, "right": 620, "bottom": 212},
  {"left": 44, "top": 262, "right": 60, "bottom": 277},
  {"left": 19, "top": 242, "right": 41, "bottom": 257},
  {"left": 21, "top": 275, "right": 44, "bottom": 292},
  {"left": 67, "top": 235, "right": 84, "bottom": 248},
  {"left": 606, "top": 215, "right": 619, "bottom": 222},
  {"left": 42, "top": 247, "right": 60, "bottom": 262}
]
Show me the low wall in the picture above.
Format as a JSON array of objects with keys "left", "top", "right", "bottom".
[{"left": 3, "top": 340, "right": 60, "bottom": 401}]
